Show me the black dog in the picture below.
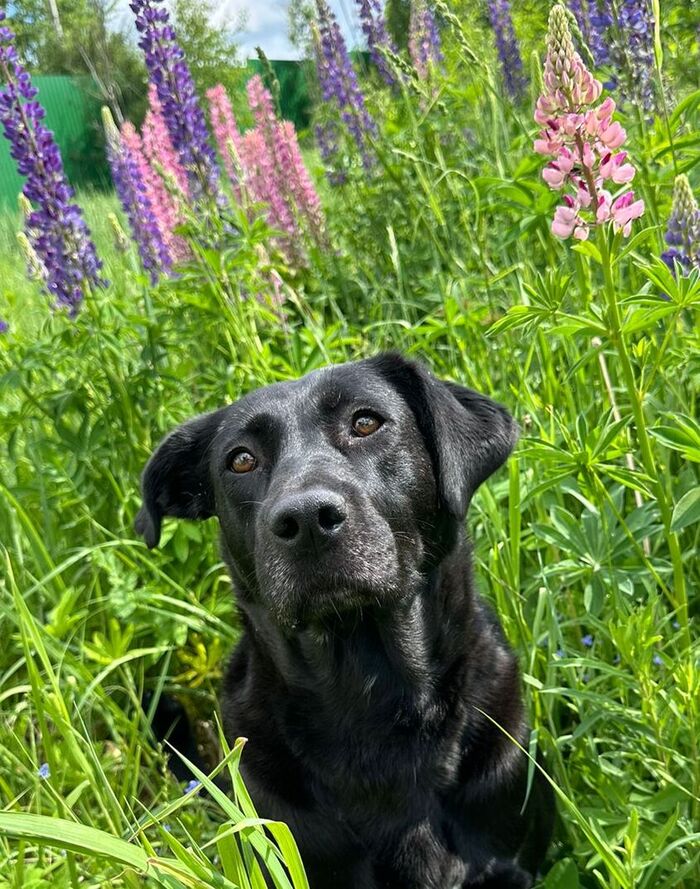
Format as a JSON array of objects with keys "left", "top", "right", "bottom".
[{"left": 136, "top": 354, "right": 553, "bottom": 889}]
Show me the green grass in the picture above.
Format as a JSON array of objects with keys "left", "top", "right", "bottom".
[{"left": 1, "top": 4, "right": 699, "bottom": 888}]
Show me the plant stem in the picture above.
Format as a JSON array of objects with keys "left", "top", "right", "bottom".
[{"left": 597, "top": 230, "right": 688, "bottom": 633}]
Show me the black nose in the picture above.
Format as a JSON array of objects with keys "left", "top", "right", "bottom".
[{"left": 269, "top": 489, "right": 348, "bottom": 548}]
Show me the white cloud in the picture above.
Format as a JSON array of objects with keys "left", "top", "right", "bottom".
[{"left": 111, "top": 0, "right": 364, "bottom": 61}]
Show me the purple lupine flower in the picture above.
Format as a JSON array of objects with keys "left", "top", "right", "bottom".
[
  {"left": 0, "top": 10, "right": 104, "bottom": 314},
  {"left": 314, "top": 0, "right": 377, "bottom": 170},
  {"left": 408, "top": 0, "right": 443, "bottom": 80},
  {"left": 103, "top": 108, "right": 171, "bottom": 283},
  {"left": 315, "top": 120, "right": 346, "bottom": 186},
  {"left": 356, "top": 0, "right": 396, "bottom": 86},
  {"left": 129, "top": 0, "right": 221, "bottom": 204},
  {"left": 569, "top": 0, "right": 611, "bottom": 66},
  {"left": 487, "top": 0, "right": 527, "bottom": 99},
  {"left": 0, "top": 318, "right": 8, "bottom": 334},
  {"left": 661, "top": 174, "right": 700, "bottom": 275},
  {"left": 608, "top": 0, "right": 656, "bottom": 111}
]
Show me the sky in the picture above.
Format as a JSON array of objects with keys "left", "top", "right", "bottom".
[{"left": 112, "top": 0, "right": 365, "bottom": 61}]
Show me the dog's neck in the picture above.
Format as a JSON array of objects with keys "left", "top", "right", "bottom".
[{"left": 236, "top": 539, "right": 473, "bottom": 714}]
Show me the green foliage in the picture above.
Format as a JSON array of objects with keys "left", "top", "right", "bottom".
[
  {"left": 12, "top": 0, "right": 147, "bottom": 126},
  {"left": 1, "top": 3, "right": 699, "bottom": 888},
  {"left": 173, "top": 0, "right": 246, "bottom": 100}
]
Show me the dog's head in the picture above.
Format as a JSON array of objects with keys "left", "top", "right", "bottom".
[{"left": 135, "top": 354, "right": 517, "bottom": 628}]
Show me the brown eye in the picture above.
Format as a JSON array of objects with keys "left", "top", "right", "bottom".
[
  {"left": 352, "top": 413, "right": 383, "bottom": 437},
  {"left": 230, "top": 450, "right": 257, "bottom": 473}
]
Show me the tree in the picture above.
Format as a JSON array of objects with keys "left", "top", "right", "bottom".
[
  {"left": 173, "top": 0, "right": 247, "bottom": 99},
  {"left": 8, "top": 0, "right": 147, "bottom": 126}
]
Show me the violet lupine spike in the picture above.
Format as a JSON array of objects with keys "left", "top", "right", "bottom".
[
  {"left": 314, "top": 0, "right": 377, "bottom": 170},
  {"left": 0, "top": 9, "right": 104, "bottom": 314},
  {"left": 662, "top": 175, "right": 700, "bottom": 275},
  {"left": 569, "top": 0, "right": 611, "bottom": 66},
  {"left": 103, "top": 109, "right": 171, "bottom": 283},
  {"left": 487, "top": 0, "right": 527, "bottom": 99},
  {"left": 129, "top": 0, "right": 222, "bottom": 205},
  {"left": 315, "top": 120, "right": 346, "bottom": 186},
  {"left": 355, "top": 0, "right": 396, "bottom": 86},
  {"left": 408, "top": 0, "right": 443, "bottom": 80},
  {"left": 609, "top": 0, "right": 656, "bottom": 111}
]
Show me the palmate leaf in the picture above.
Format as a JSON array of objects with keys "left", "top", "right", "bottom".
[{"left": 650, "top": 415, "right": 700, "bottom": 463}]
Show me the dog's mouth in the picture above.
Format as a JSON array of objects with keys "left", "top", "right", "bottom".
[{"left": 254, "top": 540, "right": 408, "bottom": 629}]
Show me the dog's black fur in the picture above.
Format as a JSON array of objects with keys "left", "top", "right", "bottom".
[{"left": 136, "top": 354, "right": 554, "bottom": 889}]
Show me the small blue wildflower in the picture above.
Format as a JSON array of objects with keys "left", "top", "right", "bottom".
[
  {"left": 652, "top": 654, "right": 663, "bottom": 666},
  {"left": 0, "top": 319, "right": 8, "bottom": 334},
  {"left": 555, "top": 647, "right": 565, "bottom": 659},
  {"left": 184, "top": 779, "right": 201, "bottom": 794},
  {"left": 163, "top": 823, "right": 172, "bottom": 833},
  {"left": 581, "top": 634, "right": 594, "bottom": 647},
  {"left": 672, "top": 620, "right": 680, "bottom": 630},
  {"left": 37, "top": 762, "right": 50, "bottom": 779}
]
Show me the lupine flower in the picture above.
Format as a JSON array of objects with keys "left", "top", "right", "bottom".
[
  {"left": 142, "top": 84, "right": 189, "bottom": 197},
  {"left": 141, "top": 84, "right": 190, "bottom": 262},
  {"left": 239, "top": 128, "right": 296, "bottom": 244},
  {"left": 0, "top": 10, "right": 104, "bottom": 314},
  {"left": 240, "top": 76, "right": 326, "bottom": 261},
  {"left": 314, "top": 0, "right": 377, "bottom": 170},
  {"left": 37, "top": 762, "right": 50, "bottom": 779},
  {"left": 568, "top": 0, "right": 611, "bottom": 66},
  {"left": 356, "top": 0, "right": 396, "bottom": 86},
  {"left": 103, "top": 108, "right": 171, "bottom": 283},
  {"left": 608, "top": 0, "right": 656, "bottom": 112},
  {"left": 315, "top": 120, "right": 346, "bottom": 186},
  {"left": 408, "top": 0, "right": 443, "bottom": 80},
  {"left": 488, "top": 0, "right": 527, "bottom": 99},
  {"left": 129, "top": 0, "right": 221, "bottom": 204},
  {"left": 535, "top": 5, "right": 644, "bottom": 241},
  {"left": 206, "top": 83, "right": 244, "bottom": 189},
  {"left": 661, "top": 175, "right": 700, "bottom": 275}
]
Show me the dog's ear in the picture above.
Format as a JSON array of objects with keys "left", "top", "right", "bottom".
[
  {"left": 135, "top": 409, "right": 225, "bottom": 548},
  {"left": 371, "top": 353, "right": 518, "bottom": 517}
]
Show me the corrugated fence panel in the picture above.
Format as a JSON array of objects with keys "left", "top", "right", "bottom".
[{"left": 0, "top": 75, "right": 109, "bottom": 207}]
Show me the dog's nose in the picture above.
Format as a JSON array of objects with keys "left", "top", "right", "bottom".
[{"left": 269, "top": 489, "right": 348, "bottom": 548}]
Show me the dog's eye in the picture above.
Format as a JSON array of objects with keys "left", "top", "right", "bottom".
[
  {"left": 352, "top": 413, "right": 383, "bottom": 437},
  {"left": 230, "top": 450, "right": 257, "bottom": 473}
]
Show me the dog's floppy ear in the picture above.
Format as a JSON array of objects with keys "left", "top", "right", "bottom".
[
  {"left": 371, "top": 353, "right": 518, "bottom": 517},
  {"left": 135, "top": 409, "right": 225, "bottom": 548}
]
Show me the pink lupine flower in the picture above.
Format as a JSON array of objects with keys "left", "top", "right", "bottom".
[
  {"left": 142, "top": 85, "right": 189, "bottom": 196},
  {"left": 599, "top": 151, "right": 635, "bottom": 184},
  {"left": 241, "top": 75, "right": 326, "bottom": 257},
  {"left": 534, "top": 4, "right": 644, "bottom": 241},
  {"left": 206, "top": 84, "right": 244, "bottom": 188},
  {"left": 141, "top": 85, "right": 190, "bottom": 261},
  {"left": 610, "top": 193, "right": 645, "bottom": 236}
]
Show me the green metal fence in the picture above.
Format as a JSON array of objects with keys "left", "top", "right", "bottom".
[{"left": 0, "top": 75, "right": 109, "bottom": 207}]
